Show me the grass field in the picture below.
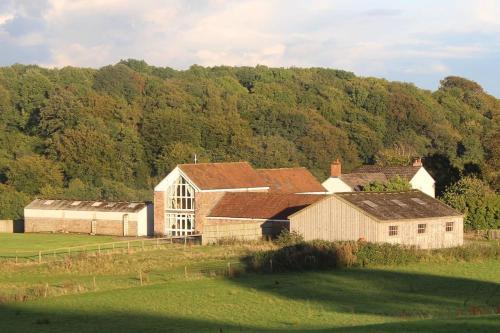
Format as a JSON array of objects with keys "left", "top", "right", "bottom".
[
  {"left": 0, "top": 233, "right": 120, "bottom": 253},
  {"left": 0, "top": 237, "right": 498, "bottom": 333}
]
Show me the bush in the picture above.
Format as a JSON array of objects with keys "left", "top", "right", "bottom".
[
  {"left": 275, "top": 229, "right": 304, "bottom": 246},
  {"left": 245, "top": 240, "right": 499, "bottom": 273}
]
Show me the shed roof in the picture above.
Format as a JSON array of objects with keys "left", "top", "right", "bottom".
[
  {"left": 208, "top": 192, "right": 325, "bottom": 220},
  {"left": 25, "top": 199, "right": 147, "bottom": 213},
  {"left": 257, "top": 168, "right": 326, "bottom": 193},
  {"left": 178, "top": 162, "right": 268, "bottom": 190},
  {"left": 339, "top": 172, "right": 388, "bottom": 190},
  {"left": 350, "top": 165, "right": 421, "bottom": 181},
  {"left": 335, "top": 191, "right": 462, "bottom": 221}
]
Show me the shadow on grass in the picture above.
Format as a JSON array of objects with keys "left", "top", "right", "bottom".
[
  {"left": 0, "top": 268, "right": 498, "bottom": 333},
  {"left": 229, "top": 268, "right": 500, "bottom": 318},
  {"left": 0, "top": 304, "right": 498, "bottom": 333}
]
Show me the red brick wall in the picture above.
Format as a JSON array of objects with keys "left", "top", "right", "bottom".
[
  {"left": 24, "top": 217, "right": 137, "bottom": 236},
  {"left": 194, "top": 192, "right": 225, "bottom": 234},
  {"left": 154, "top": 191, "right": 165, "bottom": 236}
]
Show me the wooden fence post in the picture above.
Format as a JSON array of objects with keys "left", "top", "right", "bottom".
[
  {"left": 227, "top": 262, "right": 231, "bottom": 276},
  {"left": 184, "top": 266, "right": 187, "bottom": 280},
  {"left": 15, "top": 250, "right": 18, "bottom": 264},
  {"left": 38, "top": 251, "right": 42, "bottom": 264},
  {"left": 93, "top": 276, "right": 96, "bottom": 290},
  {"left": 139, "top": 270, "right": 143, "bottom": 286},
  {"left": 98, "top": 244, "right": 101, "bottom": 255},
  {"left": 127, "top": 241, "right": 130, "bottom": 253}
]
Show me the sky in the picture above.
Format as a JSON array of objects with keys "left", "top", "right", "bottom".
[{"left": 0, "top": 0, "right": 499, "bottom": 96}]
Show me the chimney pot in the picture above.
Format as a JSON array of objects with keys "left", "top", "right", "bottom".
[
  {"left": 412, "top": 157, "right": 422, "bottom": 167},
  {"left": 331, "top": 159, "right": 341, "bottom": 177}
]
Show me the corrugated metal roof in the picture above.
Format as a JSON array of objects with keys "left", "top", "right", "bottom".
[
  {"left": 179, "top": 162, "right": 268, "bottom": 190},
  {"left": 335, "top": 191, "right": 462, "bottom": 220},
  {"left": 257, "top": 168, "right": 326, "bottom": 193},
  {"left": 208, "top": 192, "right": 325, "bottom": 220},
  {"left": 25, "top": 199, "right": 147, "bottom": 213}
]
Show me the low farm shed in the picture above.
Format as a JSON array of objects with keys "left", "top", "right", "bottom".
[
  {"left": 289, "top": 190, "right": 463, "bottom": 249},
  {"left": 24, "top": 199, "right": 152, "bottom": 237}
]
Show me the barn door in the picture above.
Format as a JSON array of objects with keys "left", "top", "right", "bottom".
[{"left": 123, "top": 214, "right": 129, "bottom": 236}]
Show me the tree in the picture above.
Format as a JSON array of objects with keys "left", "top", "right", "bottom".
[
  {"left": 442, "top": 177, "right": 499, "bottom": 230},
  {"left": 363, "top": 176, "right": 412, "bottom": 192},
  {"left": 6, "top": 155, "right": 64, "bottom": 195},
  {"left": 375, "top": 143, "right": 417, "bottom": 166},
  {"left": 0, "top": 184, "right": 30, "bottom": 219}
]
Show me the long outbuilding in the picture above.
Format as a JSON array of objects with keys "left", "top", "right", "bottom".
[
  {"left": 289, "top": 190, "right": 463, "bottom": 249},
  {"left": 24, "top": 199, "right": 153, "bottom": 237}
]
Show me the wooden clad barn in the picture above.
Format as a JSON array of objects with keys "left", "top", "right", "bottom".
[
  {"left": 205, "top": 192, "right": 324, "bottom": 243},
  {"left": 289, "top": 190, "right": 463, "bottom": 249},
  {"left": 154, "top": 162, "right": 326, "bottom": 243},
  {"left": 24, "top": 199, "right": 153, "bottom": 237}
]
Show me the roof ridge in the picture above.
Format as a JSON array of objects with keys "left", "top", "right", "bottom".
[
  {"left": 179, "top": 161, "right": 248, "bottom": 167},
  {"left": 257, "top": 167, "right": 306, "bottom": 171}
]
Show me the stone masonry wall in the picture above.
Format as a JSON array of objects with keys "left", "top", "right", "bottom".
[
  {"left": 154, "top": 191, "right": 165, "bottom": 235},
  {"left": 24, "top": 217, "right": 138, "bottom": 236}
]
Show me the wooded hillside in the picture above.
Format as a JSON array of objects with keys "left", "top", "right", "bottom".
[{"left": 0, "top": 60, "right": 498, "bottom": 218}]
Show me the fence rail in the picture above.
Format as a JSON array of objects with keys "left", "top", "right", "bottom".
[{"left": 0, "top": 235, "right": 202, "bottom": 264}]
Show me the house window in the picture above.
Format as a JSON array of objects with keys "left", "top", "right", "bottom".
[
  {"left": 418, "top": 224, "right": 426, "bottom": 234},
  {"left": 388, "top": 225, "right": 398, "bottom": 236},
  {"left": 446, "top": 222, "right": 454, "bottom": 232},
  {"left": 165, "top": 213, "right": 195, "bottom": 236}
]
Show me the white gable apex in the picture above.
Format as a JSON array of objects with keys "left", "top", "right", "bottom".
[{"left": 154, "top": 166, "right": 200, "bottom": 192}]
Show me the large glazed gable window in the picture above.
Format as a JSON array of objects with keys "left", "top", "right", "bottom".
[
  {"left": 165, "top": 176, "right": 195, "bottom": 236},
  {"left": 167, "top": 176, "right": 195, "bottom": 210}
]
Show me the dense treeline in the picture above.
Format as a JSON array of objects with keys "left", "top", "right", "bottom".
[{"left": 0, "top": 60, "right": 498, "bottom": 219}]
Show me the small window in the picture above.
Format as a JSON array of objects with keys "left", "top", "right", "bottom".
[
  {"left": 411, "top": 198, "right": 426, "bottom": 205},
  {"left": 418, "top": 224, "right": 426, "bottom": 234},
  {"left": 91, "top": 202, "right": 102, "bottom": 207},
  {"left": 362, "top": 200, "right": 378, "bottom": 208},
  {"left": 388, "top": 225, "right": 398, "bottom": 236},
  {"left": 446, "top": 222, "right": 454, "bottom": 232},
  {"left": 391, "top": 199, "right": 407, "bottom": 207}
]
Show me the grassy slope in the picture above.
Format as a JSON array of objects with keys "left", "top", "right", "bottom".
[{"left": 0, "top": 254, "right": 498, "bottom": 332}]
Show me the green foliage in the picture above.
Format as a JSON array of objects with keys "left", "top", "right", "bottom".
[
  {"left": 0, "top": 184, "right": 30, "bottom": 219},
  {"left": 274, "top": 229, "right": 304, "bottom": 247},
  {"left": 6, "top": 155, "right": 64, "bottom": 195},
  {"left": 363, "top": 176, "right": 412, "bottom": 192},
  {"left": 0, "top": 61, "right": 498, "bottom": 219},
  {"left": 441, "top": 177, "right": 500, "bottom": 230}
]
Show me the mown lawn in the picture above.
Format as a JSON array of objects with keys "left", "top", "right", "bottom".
[
  {"left": 0, "top": 233, "right": 124, "bottom": 255},
  {"left": 0, "top": 255, "right": 498, "bottom": 332}
]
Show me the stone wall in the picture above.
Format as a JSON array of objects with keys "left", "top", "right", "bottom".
[
  {"left": 194, "top": 192, "right": 225, "bottom": 233},
  {"left": 203, "top": 218, "right": 288, "bottom": 244},
  {"left": 24, "top": 217, "right": 138, "bottom": 236}
]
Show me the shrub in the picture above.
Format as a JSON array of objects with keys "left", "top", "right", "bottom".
[{"left": 275, "top": 230, "right": 304, "bottom": 246}]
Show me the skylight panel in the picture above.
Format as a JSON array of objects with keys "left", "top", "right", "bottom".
[
  {"left": 411, "top": 198, "right": 426, "bottom": 205},
  {"left": 105, "top": 203, "right": 116, "bottom": 208},
  {"left": 391, "top": 199, "right": 407, "bottom": 207},
  {"left": 128, "top": 203, "right": 139, "bottom": 208},
  {"left": 362, "top": 200, "right": 378, "bottom": 208},
  {"left": 43, "top": 200, "right": 54, "bottom": 205},
  {"left": 71, "top": 201, "right": 81, "bottom": 206},
  {"left": 91, "top": 202, "right": 102, "bottom": 207}
]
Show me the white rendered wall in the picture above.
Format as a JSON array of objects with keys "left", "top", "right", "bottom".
[
  {"left": 322, "top": 178, "right": 352, "bottom": 194},
  {"left": 410, "top": 168, "right": 435, "bottom": 198}
]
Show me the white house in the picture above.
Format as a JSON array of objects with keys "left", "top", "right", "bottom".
[{"left": 322, "top": 158, "right": 436, "bottom": 197}]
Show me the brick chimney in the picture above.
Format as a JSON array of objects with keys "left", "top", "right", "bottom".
[
  {"left": 412, "top": 157, "right": 422, "bottom": 167},
  {"left": 331, "top": 159, "right": 341, "bottom": 177}
]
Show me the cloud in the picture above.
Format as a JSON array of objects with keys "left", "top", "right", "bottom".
[{"left": 0, "top": 0, "right": 498, "bottom": 95}]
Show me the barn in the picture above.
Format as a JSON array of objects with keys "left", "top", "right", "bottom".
[
  {"left": 24, "top": 199, "right": 153, "bottom": 237},
  {"left": 289, "top": 190, "right": 463, "bottom": 249}
]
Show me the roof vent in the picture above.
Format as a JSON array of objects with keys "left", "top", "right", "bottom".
[
  {"left": 391, "top": 199, "right": 407, "bottom": 207},
  {"left": 362, "top": 200, "right": 378, "bottom": 208},
  {"left": 71, "top": 201, "right": 81, "bottom": 206},
  {"left": 91, "top": 202, "right": 102, "bottom": 207},
  {"left": 43, "top": 200, "right": 55, "bottom": 205},
  {"left": 411, "top": 198, "right": 426, "bottom": 205}
]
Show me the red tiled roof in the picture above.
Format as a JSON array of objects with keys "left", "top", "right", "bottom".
[
  {"left": 257, "top": 168, "right": 326, "bottom": 193},
  {"left": 178, "top": 162, "right": 268, "bottom": 190},
  {"left": 208, "top": 192, "right": 325, "bottom": 220}
]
